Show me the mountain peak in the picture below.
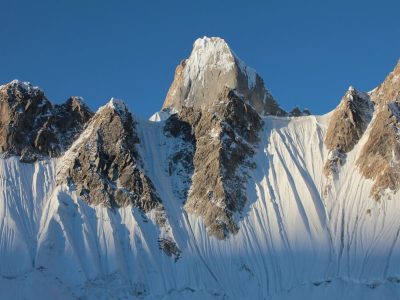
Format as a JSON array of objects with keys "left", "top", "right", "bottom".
[
  {"left": 0, "top": 79, "right": 43, "bottom": 98},
  {"left": 370, "top": 59, "right": 400, "bottom": 105},
  {"left": 189, "top": 36, "right": 258, "bottom": 90},
  {"left": 97, "top": 97, "right": 129, "bottom": 115},
  {"left": 163, "top": 36, "right": 285, "bottom": 116},
  {"left": 188, "top": 36, "right": 236, "bottom": 75},
  {"left": 107, "top": 97, "right": 128, "bottom": 111}
]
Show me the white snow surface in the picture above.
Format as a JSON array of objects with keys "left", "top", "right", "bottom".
[
  {"left": 1, "top": 113, "right": 400, "bottom": 299},
  {"left": 183, "top": 36, "right": 258, "bottom": 90},
  {"left": 149, "top": 110, "right": 174, "bottom": 122}
]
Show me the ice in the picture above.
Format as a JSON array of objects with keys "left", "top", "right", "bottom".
[{"left": 1, "top": 110, "right": 400, "bottom": 299}]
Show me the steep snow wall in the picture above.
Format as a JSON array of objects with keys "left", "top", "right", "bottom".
[{"left": 1, "top": 113, "right": 400, "bottom": 299}]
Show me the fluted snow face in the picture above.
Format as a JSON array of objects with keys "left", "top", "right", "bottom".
[{"left": 1, "top": 113, "right": 400, "bottom": 299}]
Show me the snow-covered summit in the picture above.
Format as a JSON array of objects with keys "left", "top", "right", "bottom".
[
  {"left": 163, "top": 36, "right": 285, "bottom": 116},
  {"left": 97, "top": 97, "right": 130, "bottom": 115},
  {"left": 184, "top": 37, "right": 236, "bottom": 84},
  {"left": 187, "top": 36, "right": 258, "bottom": 90}
]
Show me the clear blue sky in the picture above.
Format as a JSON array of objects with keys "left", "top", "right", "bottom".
[{"left": 1, "top": 0, "right": 399, "bottom": 118}]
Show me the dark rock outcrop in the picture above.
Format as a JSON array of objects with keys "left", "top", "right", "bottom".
[
  {"left": 158, "top": 238, "right": 181, "bottom": 262},
  {"left": 56, "top": 99, "right": 163, "bottom": 213},
  {"left": 165, "top": 87, "right": 262, "bottom": 239},
  {"left": 324, "top": 87, "right": 373, "bottom": 177},
  {"left": 0, "top": 80, "right": 93, "bottom": 161},
  {"left": 289, "top": 107, "right": 311, "bottom": 117}
]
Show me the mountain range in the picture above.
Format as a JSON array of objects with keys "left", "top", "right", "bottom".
[{"left": 0, "top": 36, "right": 400, "bottom": 299}]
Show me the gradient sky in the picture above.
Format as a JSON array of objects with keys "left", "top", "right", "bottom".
[{"left": 1, "top": 0, "right": 400, "bottom": 118}]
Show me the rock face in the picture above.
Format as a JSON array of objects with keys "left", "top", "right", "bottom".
[
  {"left": 357, "top": 102, "right": 400, "bottom": 199},
  {"left": 48, "top": 96, "right": 94, "bottom": 151},
  {"left": 369, "top": 60, "right": 400, "bottom": 106},
  {"left": 0, "top": 80, "right": 93, "bottom": 162},
  {"left": 356, "top": 61, "right": 400, "bottom": 200},
  {"left": 56, "top": 99, "right": 163, "bottom": 213},
  {"left": 289, "top": 107, "right": 311, "bottom": 117},
  {"left": 324, "top": 87, "right": 373, "bottom": 177},
  {"left": 322, "top": 60, "right": 400, "bottom": 200},
  {"left": 163, "top": 36, "right": 285, "bottom": 116},
  {"left": 165, "top": 87, "right": 262, "bottom": 239}
]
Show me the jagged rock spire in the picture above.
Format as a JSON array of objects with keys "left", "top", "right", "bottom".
[
  {"left": 0, "top": 80, "right": 93, "bottom": 161},
  {"left": 370, "top": 59, "right": 400, "bottom": 105},
  {"left": 163, "top": 36, "right": 285, "bottom": 116},
  {"left": 56, "top": 98, "right": 163, "bottom": 212}
]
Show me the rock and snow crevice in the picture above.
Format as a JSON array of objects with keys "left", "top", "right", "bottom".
[
  {"left": 164, "top": 87, "right": 262, "bottom": 239},
  {"left": 0, "top": 39, "right": 400, "bottom": 299}
]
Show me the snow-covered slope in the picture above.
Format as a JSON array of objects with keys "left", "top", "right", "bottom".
[
  {"left": 1, "top": 111, "right": 400, "bottom": 299},
  {"left": 1, "top": 38, "right": 400, "bottom": 299}
]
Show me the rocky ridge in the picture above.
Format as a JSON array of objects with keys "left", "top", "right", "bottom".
[
  {"left": 0, "top": 80, "right": 93, "bottom": 162},
  {"left": 165, "top": 87, "right": 262, "bottom": 239},
  {"left": 56, "top": 98, "right": 163, "bottom": 213},
  {"left": 323, "top": 60, "right": 400, "bottom": 200},
  {"left": 324, "top": 87, "right": 373, "bottom": 179},
  {"left": 356, "top": 61, "right": 400, "bottom": 199},
  {"left": 1, "top": 38, "right": 400, "bottom": 239}
]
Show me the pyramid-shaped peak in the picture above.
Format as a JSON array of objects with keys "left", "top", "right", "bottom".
[
  {"left": 97, "top": 97, "right": 129, "bottom": 115},
  {"left": 344, "top": 86, "right": 368, "bottom": 100},
  {"left": 191, "top": 36, "right": 234, "bottom": 60},
  {"left": 163, "top": 36, "right": 285, "bottom": 116}
]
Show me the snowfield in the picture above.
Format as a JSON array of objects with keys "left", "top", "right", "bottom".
[{"left": 1, "top": 112, "right": 400, "bottom": 299}]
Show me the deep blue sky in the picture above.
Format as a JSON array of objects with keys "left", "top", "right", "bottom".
[{"left": 1, "top": 0, "right": 400, "bottom": 118}]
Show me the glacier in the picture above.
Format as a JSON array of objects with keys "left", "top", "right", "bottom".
[{"left": 1, "top": 111, "right": 400, "bottom": 299}]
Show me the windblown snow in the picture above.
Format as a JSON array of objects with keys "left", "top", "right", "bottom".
[{"left": 1, "top": 110, "right": 400, "bottom": 299}]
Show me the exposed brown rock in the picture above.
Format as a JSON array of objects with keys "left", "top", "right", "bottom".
[
  {"left": 355, "top": 61, "right": 400, "bottom": 200},
  {"left": 324, "top": 87, "right": 372, "bottom": 177},
  {"left": 357, "top": 102, "right": 400, "bottom": 200},
  {"left": 165, "top": 87, "right": 262, "bottom": 239},
  {"left": 325, "top": 87, "right": 372, "bottom": 153},
  {"left": 370, "top": 60, "right": 400, "bottom": 105},
  {"left": 57, "top": 100, "right": 162, "bottom": 213}
]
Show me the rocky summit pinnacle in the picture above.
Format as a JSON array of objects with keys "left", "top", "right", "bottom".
[
  {"left": 163, "top": 36, "right": 285, "bottom": 116},
  {"left": 0, "top": 80, "right": 93, "bottom": 162}
]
